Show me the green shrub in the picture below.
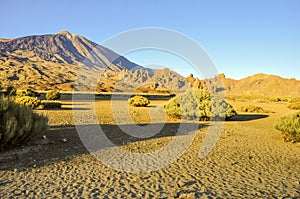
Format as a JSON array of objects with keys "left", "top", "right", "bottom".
[
  {"left": 128, "top": 96, "right": 150, "bottom": 107},
  {"left": 16, "top": 89, "right": 36, "bottom": 97},
  {"left": 5, "top": 86, "right": 17, "bottom": 97},
  {"left": 274, "top": 112, "right": 300, "bottom": 142},
  {"left": 41, "top": 100, "right": 62, "bottom": 109},
  {"left": 0, "top": 97, "right": 48, "bottom": 150},
  {"left": 15, "top": 96, "right": 41, "bottom": 108},
  {"left": 241, "top": 105, "right": 269, "bottom": 113},
  {"left": 163, "top": 89, "right": 237, "bottom": 120},
  {"left": 46, "top": 90, "right": 61, "bottom": 100},
  {"left": 287, "top": 102, "right": 300, "bottom": 110}
]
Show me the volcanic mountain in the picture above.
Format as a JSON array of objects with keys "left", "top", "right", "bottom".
[
  {"left": 0, "top": 31, "right": 299, "bottom": 97},
  {"left": 0, "top": 30, "right": 144, "bottom": 91}
]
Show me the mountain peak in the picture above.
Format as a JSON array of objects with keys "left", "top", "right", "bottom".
[{"left": 56, "top": 30, "right": 72, "bottom": 36}]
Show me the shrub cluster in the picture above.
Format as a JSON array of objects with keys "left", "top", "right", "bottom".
[
  {"left": 41, "top": 100, "right": 62, "bottom": 109},
  {"left": 287, "top": 103, "right": 300, "bottom": 110},
  {"left": 289, "top": 97, "right": 300, "bottom": 103},
  {"left": 268, "top": 97, "right": 281, "bottom": 102},
  {"left": 16, "top": 89, "right": 39, "bottom": 97},
  {"left": 274, "top": 112, "right": 300, "bottom": 142},
  {"left": 0, "top": 96, "right": 48, "bottom": 150},
  {"left": 15, "top": 96, "right": 41, "bottom": 109},
  {"left": 163, "top": 89, "right": 237, "bottom": 120},
  {"left": 227, "top": 95, "right": 288, "bottom": 103},
  {"left": 241, "top": 105, "right": 269, "bottom": 113},
  {"left": 287, "top": 98, "right": 300, "bottom": 110},
  {"left": 46, "top": 90, "right": 61, "bottom": 100},
  {"left": 128, "top": 96, "right": 150, "bottom": 107}
]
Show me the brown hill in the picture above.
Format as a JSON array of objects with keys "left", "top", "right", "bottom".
[
  {"left": 222, "top": 73, "right": 300, "bottom": 97},
  {"left": 186, "top": 73, "right": 300, "bottom": 97}
]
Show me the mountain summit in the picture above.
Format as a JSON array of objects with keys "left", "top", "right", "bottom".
[
  {"left": 0, "top": 30, "right": 140, "bottom": 71},
  {"left": 0, "top": 31, "right": 143, "bottom": 90}
]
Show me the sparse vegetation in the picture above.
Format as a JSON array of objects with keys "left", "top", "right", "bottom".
[
  {"left": 287, "top": 102, "right": 300, "bottom": 110},
  {"left": 268, "top": 97, "right": 281, "bottom": 102},
  {"left": 128, "top": 95, "right": 150, "bottom": 107},
  {"left": 16, "top": 89, "right": 36, "bottom": 97},
  {"left": 289, "top": 97, "right": 300, "bottom": 103},
  {"left": 15, "top": 96, "right": 41, "bottom": 109},
  {"left": 227, "top": 95, "right": 288, "bottom": 103},
  {"left": 46, "top": 90, "right": 61, "bottom": 100},
  {"left": 274, "top": 112, "right": 300, "bottom": 142},
  {"left": 0, "top": 96, "right": 48, "bottom": 150},
  {"left": 241, "top": 105, "right": 269, "bottom": 113},
  {"left": 41, "top": 100, "right": 62, "bottom": 109},
  {"left": 163, "top": 89, "right": 237, "bottom": 120}
]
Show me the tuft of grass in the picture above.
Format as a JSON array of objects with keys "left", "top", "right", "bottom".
[
  {"left": 287, "top": 102, "right": 300, "bottom": 110},
  {"left": 14, "top": 96, "right": 41, "bottom": 109},
  {"left": 163, "top": 89, "right": 236, "bottom": 120},
  {"left": 267, "top": 97, "right": 281, "bottom": 102},
  {"left": 289, "top": 97, "right": 300, "bottom": 103},
  {"left": 128, "top": 96, "right": 150, "bottom": 107},
  {"left": 274, "top": 112, "right": 300, "bottom": 142},
  {"left": 46, "top": 90, "right": 61, "bottom": 100},
  {"left": 0, "top": 96, "right": 48, "bottom": 150},
  {"left": 241, "top": 105, "right": 269, "bottom": 113},
  {"left": 16, "top": 89, "right": 38, "bottom": 97},
  {"left": 41, "top": 100, "right": 62, "bottom": 109}
]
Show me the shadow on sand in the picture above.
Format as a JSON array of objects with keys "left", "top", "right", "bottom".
[
  {"left": 0, "top": 122, "right": 206, "bottom": 171},
  {"left": 0, "top": 114, "right": 270, "bottom": 170},
  {"left": 227, "top": 114, "right": 269, "bottom": 121}
]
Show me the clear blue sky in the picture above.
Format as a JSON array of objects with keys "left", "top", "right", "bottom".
[{"left": 1, "top": 0, "right": 299, "bottom": 79}]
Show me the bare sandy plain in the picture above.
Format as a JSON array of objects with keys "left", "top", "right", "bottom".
[{"left": 0, "top": 98, "right": 300, "bottom": 198}]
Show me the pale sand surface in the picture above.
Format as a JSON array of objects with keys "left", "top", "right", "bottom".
[{"left": 0, "top": 100, "right": 300, "bottom": 198}]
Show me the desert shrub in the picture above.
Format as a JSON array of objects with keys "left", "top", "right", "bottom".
[
  {"left": 15, "top": 96, "right": 41, "bottom": 108},
  {"left": 128, "top": 96, "right": 150, "bottom": 107},
  {"left": 289, "top": 97, "right": 300, "bottom": 103},
  {"left": 274, "top": 112, "right": 300, "bottom": 142},
  {"left": 46, "top": 90, "right": 61, "bottom": 100},
  {"left": 279, "top": 98, "right": 289, "bottom": 102},
  {"left": 5, "top": 86, "right": 17, "bottom": 97},
  {"left": 241, "top": 105, "right": 269, "bottom": 113},
  {"left": 163, "top": 89, "right": 237, "bottom": 120},
  {"left": 41, "top": 100, "right": 62, "bottom": 109},
  {"left": 287, "top": 102, "right": 300, "bottom": 110},
  {"left": 0, "top": 97, "right": 48, "bottom": 150},
  {"left": 268, "top": 97, "right": 281, "bottom": 102},
  {"left": 16, "top": 89, "right": 36, "bottom": 97}
]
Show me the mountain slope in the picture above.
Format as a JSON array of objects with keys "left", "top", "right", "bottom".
[
  {"left": 186, "top": 73, "right": 300, "bottom": 97},
  {"left": 222, "top": 73, "right": 300, "bottom": 97},
  {"left": 0, "top": 31, "right": 299, "bottom": 97},
  {"left": 0, "top": 30, "right": 140, "bottom": 70},
  {"left": 97, "top": 68, "right": 188, "bottom": 93},
  {"left": 0, "top": 31, "right": 142, "bottom": 90}
]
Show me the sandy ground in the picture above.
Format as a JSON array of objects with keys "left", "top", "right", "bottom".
[{"left": 0, "top": 99, "right": 300, "bottom": 198}]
